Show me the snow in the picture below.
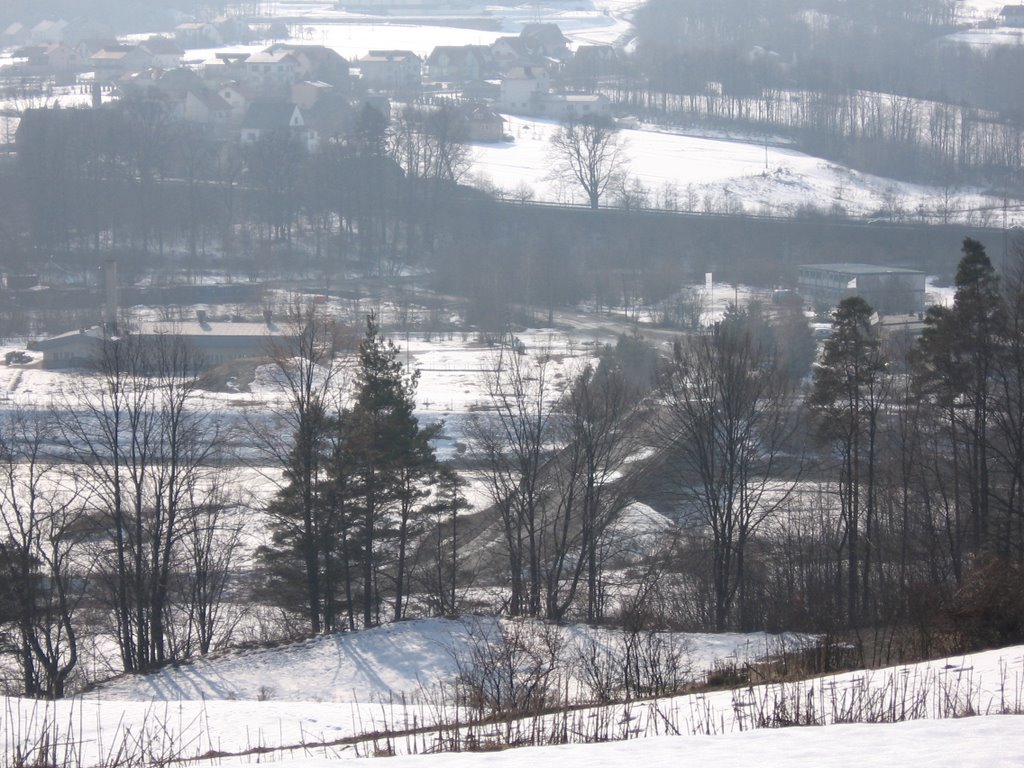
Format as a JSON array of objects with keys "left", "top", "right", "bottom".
[
  {"left": 959, "top": 0, "right": 1017, "bottom": 20},
  {"left": 926, "top": 276, "right": 957, "bottom": 308},
  {"left": 180, "top": 0, "right": 633, "bottom": 63},
  {"left": 91, "top": 617, "right": 798, "bottom": 704},
  {"left": 473, "top": 116, "right": 999, "bottom": 221},
  {"left": 3, "top": 631, "right": 1022, "bottom": 767},
  {"left": 271, "top": 717, "right": 1024, "bottom": 768},
  {"left": 944, "top": 26, "right": 1024, "bottom": 47}
]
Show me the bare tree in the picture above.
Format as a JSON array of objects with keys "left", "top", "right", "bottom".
[
  {"left": 657, "top": 310, "right": 799, "bottom": 631},
  {"left": 0, "top": 410, "right": 88, "bottom": 698},
  {"left": 564, "top": 360, "right": 647, "bottom": 622},
  {"left": 548, "top": 116, "right": 627, "bottom": 209},
  {"left": 58, "top": 333, "right": 221, "bottom": 671},
  {"left": 469, "top": 348, "right": 554, "bottom": 617},
  {"left": 178, "top": 484, "right": 243, "bottom": 656},
  {"left": 254, "top": 303, "right": 344, "bottom": 635}
]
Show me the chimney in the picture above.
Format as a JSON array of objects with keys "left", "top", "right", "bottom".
[{"left": 101, "top": 260, "right": 118, "bottom": 334}]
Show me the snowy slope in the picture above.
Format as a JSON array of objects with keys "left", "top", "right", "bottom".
[
  {"left": 5, "top": 640, "right": 1022, "bottom": 766},
  {"left": 92, "top": 617, "right": 800, "bottom": 703},
  {"left": 270, "top": 717, "right": 1024, "bottom": 768},
  {"left": 472, "top": 116, "right": 999, "bottom": 221}
]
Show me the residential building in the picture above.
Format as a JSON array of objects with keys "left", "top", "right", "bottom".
[
  {"left": 462, "top": 104, "right": 505, "bottom": 142},
  {"left": 184, "top": 89, "right": 233, "bottom": 125},
  {"left": 357, "top": 50, "right": 423, "bottom": 93},
  {"left": 174, "top": 21, "right": 224, "bottom": 48},
  {"left": 1000, "top": 4, "right": 1024, "bottom": 25},
  {"left": 266, "top": 44, "right": 351, "bottom": 88},
  {"left": 243, "top": 50, "right": 300, "bottom": 92},
  {"left": 240, "top": 101, "right": 317, "bottom": 151},
  {"left": 426, "top": 45, "right": 494, "bottom": 83},
  {"left": 498, "top": 65, "right": 550, "bottom": 112},
  {"left": 137, "top": 36, "right": 184, "bottom": 69}
]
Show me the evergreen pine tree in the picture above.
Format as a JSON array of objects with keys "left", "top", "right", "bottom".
[
  {"left": 342, "top": 313, "right": 440, "bottom": 627},
  {"left": 917, "top": 238, "right": 1006, "bottom": 562},
  {"left": 810, "top": 296, "right": 886, "bottom": 627}
]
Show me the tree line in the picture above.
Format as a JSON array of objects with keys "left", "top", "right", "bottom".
[
  {"left": 619, "top": 0, "right": 1024, "bottom": 189},
  {"left": 3, "top": 238, "right": 1024, "bottom": 698}
]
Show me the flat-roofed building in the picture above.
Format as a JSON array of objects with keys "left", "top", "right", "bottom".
[
  {"left": 798, "top": 263, "right": 926, "bottom": 315},
  {"left": 30, "top": 314, "right": 291, "bottom": 370}
]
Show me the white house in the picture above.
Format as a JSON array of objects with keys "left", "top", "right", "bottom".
[
  {"left": 498, "top": 66, "right": 550, "bottom": 112},
  {"left": 357, "top": 50, "right": 422, "bottom": 93}
]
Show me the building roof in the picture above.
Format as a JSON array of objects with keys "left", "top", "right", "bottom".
[
  {"left": 465, "top": 104, "right": 503, "bottom": 122},
  {"left": 427, "top": 44, "right": 491, "bottom": 63},
  {"left": 800, "top": 263, "right": 924, "bottom": 276},
  {"left": 34, "top": 320, "right": 288, "bottom": 344},
  {"left": 520, "top": 23, "right": 569, "bottom": 45},
  {"left": 363, "top": 49, "right": 421, "bottom": 62},
  {"left": 31, "top": 326, "right": 105, "bottom": 350},
  {"left": 139, "top": 36, "right": 184, "bottom": 56},
  {"left": 267, "top": 43, "right": 350, "bottom": 66},
  {"left": 558, "top": 93, "right": 605, "bottom": 103},
  {"left": 90, "top": 47, "right": 132, "bottom": 62},
  {"left": 245, "top": 50, "right": 298, "bottom": 66},
  {"left": 134, "top": 320, "right": 287, "bottom": 338},
  {"left": 242, "top": 100, "right": 302, "bottom": 130},
  {"left": 189, "top": 89, "right": 232, "bottom": 112}
]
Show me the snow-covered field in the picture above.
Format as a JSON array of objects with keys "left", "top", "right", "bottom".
[
  {"left": 92, "top": 617, "right": 799, "bottom": 703},
  {"left": 270, "top": 718, "right": 1024, "bottom": 768},
  {"left": 177, "top": 0, "right": 635, "bottom": 64},
  {"left": 2, "top": 621, "right": 1021, "bottom": 766},
  {"left": 471, "top": 116, "right": 1002, "bottom": 220},
  {"left": 3, "top": 0, "right": 1020, "bottom": 222}
]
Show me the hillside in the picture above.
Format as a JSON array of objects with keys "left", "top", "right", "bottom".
[
  {"left": 92, "top": 617, "right": 800, "bottom": 703},
  {"left": 4, "top": 626, "right": 1021, "bottom": 766}
]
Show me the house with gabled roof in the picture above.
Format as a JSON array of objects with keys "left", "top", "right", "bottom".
[
  {"left": 357, "top": 50, "right": 423, "bottom": 93},
  {"left": 12, "top": 43, "right": 81, "bottom": 74},
  {"left": 138, "top": 36, "right": 184, "bottom": 69},
  {"left": 291, "top": 79, "right": 334, "bottom": 109},
  {"left": 1001, "top": 4, "right": 1024, "bottom": 25},
  {"left": 243, "top": 49, "right": 301, "bottom": 91},
  {"left": 426, "top": 45, "right": 494, "bottom": 83},
  {"left": 266, "top": 43, "right": 351, "bottom": 88},
  {"left": 174, "top": 21, "right": 223, "bottom": 48},
  {"left": 301, "top": 89, "right": 354, "bottom": 139},
  {"left": 569, "top": 44, "right": 618, "bottom": 80},
  {"left": 120, "top": 67, "right": 203, "bottom": 102},
  {"left": 491, "top": 36, "right": 532, "bottom": 69},
  {"left": 519, "top": 23, "right": 570, "bottom": 60},
  {"left": 184, "top": 89, "right": 233, "bottom": 125},
  {"left": 217, "top": 81, "right": 257, "bottom": 120},
  {"left": 89, "top": 45, "right": 135, "bottom": 81},
  {"left": 240, "top": 101, "right": 317, "bottom": 151},
  {"left": 462, "top": 104, "right": 505, "bottom": 142}
]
